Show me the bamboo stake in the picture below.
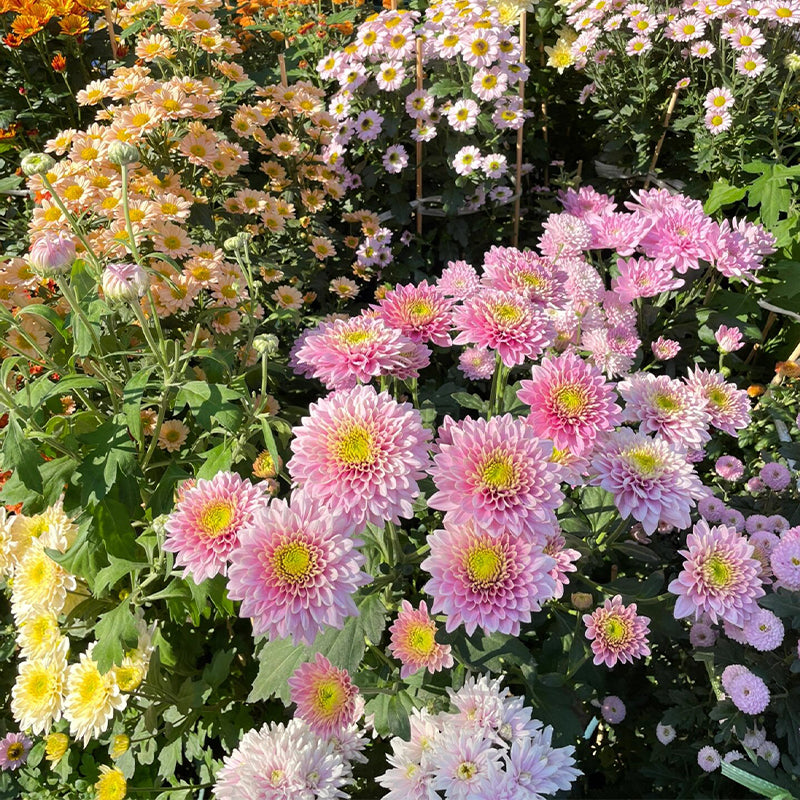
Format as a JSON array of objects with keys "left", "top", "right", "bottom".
[
  {"left": 511, "top": 9, "right": 527, "bottom": 248},
  {"left": 644, "top": 85, "right": 680, "bottom": 189},
  {"left": 105, "top": 1, "right": 118, "bottom": 60},
  {"left": 278, "top": 54, "right": 288, "bottom": 87},
  {"left": 415, "top": 37, "right": 424, "bottom": 237}
]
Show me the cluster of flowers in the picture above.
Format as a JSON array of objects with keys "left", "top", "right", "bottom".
[
  {"left": 696, "top": 724, "right": 782, "bottom": 772},
  {"left": 1, "top": 0, "right": 102, "bottom": 46},
  {"left": 547, "top": 0, "right": 800, "bottom": 135},
  {"left": 316, "top": 0, "right": 531, "bottom": 213},
  {"left": 0, "top": 504, "right": 154, "bottom": 760},
  {"left": 378, "top": 675, "right": 581, "bottom": 799}
]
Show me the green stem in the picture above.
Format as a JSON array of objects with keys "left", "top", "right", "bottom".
[
  {"left": 120, "top": 163, "right": 142, "bottom": 263},
  {"left": 488, "top": 352, "right": 509, "bottom": 419}
]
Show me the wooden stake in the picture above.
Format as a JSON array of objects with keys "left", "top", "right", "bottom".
[
  {"left": 278, "top": 54, "right": 288, "bottom": 87},
  {"left": 105, "top": 1, "right": 118, "bottom": 60},
  {"left": 415, "top": 37, "right": 424, "bottom": 237},
  {"left": 770, "top": 338, "right": 800, "bottom": 385},
  {"left": 744, "top": 311, "right": 777, "bottom": 366},
  {"left": 644, "top": 85, "right": 680, "bottom": 189},
  {"left": 511, "top": 9, "right": 527, "bottom": 248}
]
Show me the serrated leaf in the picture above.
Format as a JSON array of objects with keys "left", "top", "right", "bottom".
[
  {"left": 123, "top": 368, "right": 156, "bottom": 445},
  {"left": 1, "top": 417, "right": 43, "bottom": 492},
  {"left": 704, "top": 180, "right": 746, "bottom": 215},
  {"left": 94, "top": 555, "right": 147, "bottom": 595},
  {"left": 174, "top": 381, "right": 243, "bottom": 431},
  {"left": 74, "top": 417, "right": 139, "bottom": 504},
  {"left": 94, "top": 601, "right": 140, "bottom": 672},
  {"left": 451, "top": 391, "right": 488, "bottom": 412},
  {"left": 578, "top": 486, "right": 619, "bottom": 535}
]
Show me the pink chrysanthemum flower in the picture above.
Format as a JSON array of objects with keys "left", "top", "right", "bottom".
[
  {"left": 668, "top": 519, "right": 764, "bottom": 626},
  {"left": 539, "top": 212, "right": 592, "bottom": 257},
  {"left": 292, "top": 315, "right": 410, "bottom": 390},
  {"left": 590, "top": 429, "right": 706, "bottom": 534},
  {"left": 288, "top": 385, "right": 430, "bottom": 530},
  {"left": 421, "top": 517, "right": 556, "bottom": 636},
  {"left": 164, "top": 471, "right": 265, "bottom": 584},
  {"left": 481, "top": 246, "right": 567, "bottom": 308},
  {"left": 770, "top": 537, "right": 800, "bottom": 590},
  {"left": 684, "top": 367, "right": 750, "bottom": 436},
  {"left": 611, "top": 257, "right": 684, "bottom": 303},
  {"left": 437, "top": 260, "right": 480, "bottom": 299},
  {"left": 698, "top": 745, "right": 721, "bottom": 772},
  {"left": 543, "top": 532, "right": 581, "bottom": 599},
  {"left": 428, "top": 414, "right": 564, "bottom": 540},
  {"left": 227, "top": 491, "right": 371, "bottom": 645},
  {"left": 458, "top": 347, "right": 496, "bottom": 380},
  {"left": 727, "top": 670, "right": 770, "bottom": 715},
  {"left": 600, "top": 696, "right": 626, "bottom": 723},
  {"left": 452, "top": 289, "right": 554, "bottom": 368},
  {"left": 716, "top": 455, "right": 744, "bottom": 480},
  {"left": 651, "top": 336, "right": 681, "bottom": 360},
  {"left": 587, "top": 212, "right": 651, "bottom": 255},
  {"left": 0, "top": 732, "right": 31, "bottom": 771},
  {"left": 639, "top": 205, "right": 716, "bottom": 274},
  {"left": 583, "top": 595, "right": 651, "bottom": 667},
  {"left": 388, "top": 599, "right": 454, "bottom": 678},
  {"left": 618, "top": 373, "right": 712, "bottom": 450},
  {"left": 560, "top": 185, "right": 617, "bottom": 218},
  {"left": 517, "top": 351, "right": 622, "bottom": 455},
  {"left": 374, "top": 280, "right": 454, "bottom": 347},
  {"left": 760, "top": 462, "right": 791, "bottom": 491},
  {"left": 289, "top": 654, "right": 360, "bottom": 737}
]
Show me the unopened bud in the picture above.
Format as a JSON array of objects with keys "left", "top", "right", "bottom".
[
  {"left": 571, "top": 592, "right": 593, "bottom": 611},
  {"left": 253, "top": 449, "right": 282, "bottom": 479},
  {"left": 28, "top": 233, "right": 76, "bottom": 275},
  {"left": 107, "top": 142, "right": 140, "bottom": 167},
  {"left": 21, "top": 152, "right": 55, "bottom": 177},
  {"left": 252, "top": 333, "right": 279, "bottom": 356},
  {"left": 101, "top": 262, "right": 149, "bottom": 302}
]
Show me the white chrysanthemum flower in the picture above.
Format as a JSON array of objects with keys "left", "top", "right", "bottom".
[
  {"left": 11, "top": 655, "right": 68, "bottom": 735},
  {"left": 11, "top": 540, "right": 77, "bottom": 622},
  {"left": 17, "top": 611, "right": 68, "bottom": 661}
]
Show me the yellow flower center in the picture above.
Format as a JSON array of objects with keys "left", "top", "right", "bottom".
[
  {"left": 406, "top": 623, "right": 436, "bottom": 656},
  {"left": 77, "top": 670, "right": 102, "bottom": 705},
  {"left": 555, "top": 386, "right": 586, "bottom": 416},
  {"left": 272, "top": 541, "right": 317, "bottom": 584},
  {"left": 713, "top": 96, "right": 725, "bottom": 107},
  {"left": 481, "top": 455, "right": 516, "bottom": 490},
  {"left": 465, "top": 544, "right": 504, "bottom": 587},
  {"left": 314, "top": 679, "right": 346, "bottom": 717},
  {"left": 335, "top": 425, "right": 375, "bottom": 466},
  {"left": 601, "top": 615, "right": 629, "bottom": 644},
  {"left": 626, "top": 447, "right": 660, "bottom": 477},
  {"left": 707, "top": 387, "right": 728, "bottom": 407},
  {"left": 340, "top": 329, "right": 373, "bottom": 345},
  {"left": 491, "top": 302, "right": 523, "bottom": 324},
  {"left": 471, "top": 39, "right": 488, "bottom": 55},
  {"left": 456, "top": 761, "right": 477, "bottom": 780},
  {"left": 7, "top": 744, "right": 24, "bottom": 760},
  {"left": 654, "top": 392, "right": 680, "bottom": 412},
  {"left": 703, "top": 554, "right": 732, "bottom": 588}
]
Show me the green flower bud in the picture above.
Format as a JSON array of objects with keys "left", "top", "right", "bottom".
[
  {"left": 21, "top": 153, "right": 55, "bottom": 177},
  {"left": 252, "top": 333, "right": 279, "bottom": 356},
  {"left": 107, "top": 142, "right": 140, "bottom": 166}
]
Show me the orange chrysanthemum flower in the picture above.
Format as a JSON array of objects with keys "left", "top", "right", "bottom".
[
  {"left": 51, "top": 53, "right": 67, "bottom": 72},
  {"left": 58, "top": 13, "right": 89, "bottom": 35},
  {"left": 11, "top": 14, "right": 43, "bottom": 38}
]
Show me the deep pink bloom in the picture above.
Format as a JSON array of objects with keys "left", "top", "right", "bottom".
[
  {"left": 517, "top": 351, "right": 622, "bottom": 455},
  {"left": 684, "top": 367, "right": 751, "bottom": 436},
  {"left": 618, "top": 373, "right": 712, "bottom": 450},
  {"left": 388, "top": 599, "right": 454, "bottom": 678},
  {"left": 709, "top": 220, "right": 766, "bottom": 284},
  {"left": 611, "top": 257, "right": 684, "bottom": 303},
  {"left": 452, "top": 289, "right": 554, "bottom": 368},
  {"left": 543, "top": 532, "right": 581, "bottom": 599},
  {"left": 288, "top": 385, "right": 430, "bottom": 530},
  {"left": 428, "top": 414, "right": 564, "bottom": 540},
  {"left": 481, "top": 246, "right": 567, "bottom": 308},
  {"left": 164, "top": 471, "right": 266, "bottom": 584},
  {"left": 639, "top": 205, "right": 716, "bottom": 274},
  {"left": 374, "top": 281, "right": 454, "bottom": 346},
  {"left": 583, "top": 595, "right": 651, "bottom": 668},
  {"left": 668, "top": 519, "right": 764, "bottom": 626},
  {"left": 714, "top": 324, "right": 744, "bottom": 353},
  {"left": 227, "top": 490, "right": 371, "bottom": 645},
  {"left": 289, "top": 654, "right": 360, "bottom": 736},
  {"left": 590, "top": 428, "right": 706, "bottom": 534},
  {"left": 421, "top": 517, "right": 556, "bottom": 636},
  {"left": 292, "top": 315, "right": 409, "bottom": 390},
  {"left": 0, "top": 732, "right": 31, "bottom": 771}
]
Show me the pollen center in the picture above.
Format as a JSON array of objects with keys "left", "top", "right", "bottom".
[
  {"left": 406, "top": 623, "right": 435, "bottom": 656},
  {"left": 335, "top": 426, "right": 375, "bottom": 466},
  {"left": 465, "top": 545, "right": 504, "bottom": 587},
  {"left": 480, "top": 455, "right": 517, "bottom": 490},
  {"left": 273, "top": 542, "right": 316, "bottom": 583},
  {"left": 314, "top": 679, "right": 346, "bottom": 717},
  {"left": 555, "top": 386, "right": 587, "bottom": 416},
  {"left": 491, "top": 302, "right": 523, "bottom": 324},
  {"left": 200, "top": 501, "right": 234, "bottom": 537},
  {"left": 703, "top": 554, "right": 732, "bottom": 588}
]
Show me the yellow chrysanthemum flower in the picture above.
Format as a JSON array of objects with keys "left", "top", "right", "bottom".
[
  {"left": 545, "top": 39, "right": 575, "bottom": 72},
  {"left": 95, "top": 765, "right": 127, "bottom": 800},
  {"left": 11, "top": 655, "right": 67, "bottom": 735},
  {"left": 45, "top": 732, "right": 69, "bottom": 764},
  {"left": 11, "top": 540, "right": 77, "bottom": 622},
  {"left": 110, "top": 734, "right": 130, "bottom": 759},
  {"left": 112, "top": 651, "right": 147, "bottom": 694},
  {"left": 64, "top": 647, "right": 127, "bottom": 745},
  {"left": 17, "top": 611, "right": 67, "bottom": 661}
]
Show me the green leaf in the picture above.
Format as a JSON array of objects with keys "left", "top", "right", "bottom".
[
  {"left": 123, "top": 368, "right": 156, "bottom": 445},
  {"left": 1, "top": 417, "right": 43, "bottom": 493},
  {"left": 439, "top": 628, "right": 532, "bottom": 673},
  {"left": 578, "top": 486, "right": 619, "bottom": 535},
  {"left": 94, "top": 555, "right": 147, "bottom": 595},
  {"left": 367, "top": 690, "right": 414, "bottom": 737},
  {"left": 174, "top": 381, "right": 243, "bottom": 431},
  {"left": 249, "top": 636, "right": 308, "bottom": 704},
  {"left": 721, "top": 761, "right": 794, "bottom": 799},
  {"left": 612, "top": 541, "right": 662, "bottom": 563},
  {"left": 150, "top": 463, "right": 191, "bottom": 516},
  {"left": 74, "top": 417, "right": 139, "bottom": 504},
  {"left": 93, "top": 601, "right": 140, "bottom": 672},
  {"left": 428, "top": 78, "right": 462, "bottom": 98},
  {"left": 451, "top": 391, "right": 489, "bottom": 412},
  {"left": 704, "top": 180, "right": 746, "bottom": 215}
]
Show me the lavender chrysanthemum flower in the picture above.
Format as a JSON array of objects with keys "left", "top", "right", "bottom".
[
  {"left": 288, "top": 385, "right": 430, "bottom": 530},
  {"left": 452, "top": 289, "right": 554, "bottom": 368},
  {"left": 590, "top": 429, "right": 706, "bottom": 534},
  {"left": 757, "top": 741, "right": 780, "bottom": 767},
  {"left": 760, "top": 462, "right": 791, "bottom": 491},
  {"left": 689, "top": 621, "right": 717, "bottom": 647},
  {"left": 374, "top": 280, "right": 454, "bottom": 346},
  {"left": 289, "top": 654, "right": 360, "bottom": 737},
  {"left": 697, "top": 495, "right": 726, "bottom": 523},
  {"left": 517, "top": 351, "right": 622, "bottom": 455},
  {"left": 728, "top": 670, "right": 770, "bottom": 715},
  {"left": 428, "top": 414, "right": 564, "bottom": 539},
  {"left": 684, "top": 367, "right": 750, "bottom": 436},
  {"left": 618, "top": 373, "right": 711, "bottom": 450},
  {"left": 291, "top": 315, "right": 411, "bottom": 390},
  {"left": 770, "top": 537, "right": 800, "bottom": 590},
  {"left": 583, "top": 595, "right": 651, "bottom": 667},
  {"left": 499, "top": 730, "right": 581, "bottom": 797},
  {"left": 668, "top": 520, "right": 764, "bottom": 626},
  {"left": 227, "top": 491, "right": 371, "bottom": 645},
  {"left": 387, "top": 600, "right": 454, "bottom": 679},
  {"left": 163, "top": 471, "right": 266, "bottom": 584},
  {"left": 600, "top": 696, "right": 626, "bottom": 724},
  {"left": 698, "top": 745, "right": 721, "bottom": 772},
  {"left": 715, "top": 455, "right": 744, "bottom": 480},
  {"left": 742, "top": 608, "right": 784, "bottom": 651},
  {"left": 429, "top": 730, "right": 501, "bottom": 800},
  {"left": 0, "top": 732, "right": 31, "bottom": 771},
  {"left": 656, "top": 722, "right": 676, "bottom": 745},
  {"left": 421, "top": 517, "right": 556, "bottom": 636},
  {"left": 437, "top": 260, "right": 480, "bottom": 299}
]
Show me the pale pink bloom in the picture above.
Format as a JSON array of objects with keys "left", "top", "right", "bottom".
[
  {"left": 715, "top": 455, "right": 744, "bottom": 480},
  {"left": 388, "top": 600, "right": 454, "bottom": 678},
  {"left": 684, "top": 366, "right": 751, "bottom": 435},
  {"left": 0, "top": 732, "right": 31, "bottom": 771},
  {"left": 164, "top": 471, "right": 265, "bottom": 583},
  {"left": 428, "top": 414, "right": 564, "bottom": 539},
  {"left": 584, "top": 595, "right": 651, "bottom": 667},
  {"left": 559, "top": 186, "right": 617, "bottom": 218},
  {"left": 539, "top": 213, "right": 592, "bottom": 257},
  {"left": 102, "top": 262, "right": 149, "bottom": 301},
  {"left": 590, "top": 428, "right": 706, "bottom": 534},
  {"left": 543, "top": 532, "right": 581, "bottom": 599},
  {"left": 587, "top": 212, "right": 650, "bottom": 255},
  {"left": 517, "top": 351, "right": 621, "bottom": 455},
  {"left": 639, "top": 206, "right": 716, "bottom": 274},
  {"left": 289, "top": 654, "right": 360, "bottom": 737},
  {"left": 421, "top": 517, "right": 556, "bottom": 636},
  {"left": 453, "top": 145, "right": 481, "bottom": 175},
  {"left": 157, "top": 419, "right": 189, "bottom": 452},
  {"left": 651, "top": 336, "right": 681, "bottom": 360},
  {"left": 735, "top": 52, "right": 767, "bottom": 76},
  {"left": 481, "top": 246, "right": 567, "bottom": 308},
  {"left": 437, "top": 260, "right": 480, "bottom": 299},
  {"left": 458, "top": 347, "right": 496, "bottom": 380},
  {"left": 714, "top": 324, "right": 744, "bottom": 352},
  {"left": 669, "top": 519, "right": 764, "bottom": 626},
  {"left": 288, "top": 385, "right": 430, "bottom": 530},
  {"left": 703, "top": 86, "right": 734, "bottom": 111},
  {"left": 227, "top": 491, "right": 370, "bottom": 644},
  {"left": 705, "top": 109, "right": 732, "bottom": 135},
  {"left": 28, "top": 233, "right": 76, "bottom": 275}
]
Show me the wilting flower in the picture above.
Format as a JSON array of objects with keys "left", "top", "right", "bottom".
[
  {"left": 288, "top": 385, "right": 430, "bottom": 530},
  {"left": 668, "top": 520, "right": 764, "bottom": 626},
  {"left": 388, "top": 600, "right": 454, "bottom": 678},
  {"left": 289, "top": 654, "right": 360, "bottom": 737},
  {"left": 583, "top": 595, "right": 651, "bottom": 667}
]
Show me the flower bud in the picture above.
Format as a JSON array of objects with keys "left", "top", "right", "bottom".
[
  {"left": 28, "top": 233, "right": 76, "bottom": 275},
  {"left": 253, "top": 449, "right": 282, "bottom": 479},
  {"left": 107, "top": 142, "right": 140, "bottom": 167},
  {"left": 21, "top": 152, "right": 55, "bottom": 177},
  {"left": 252, "top": 333, "right": 279, "bottom": 356},
  {"left": 44, "top": 733, "right": 69, "bottom": 764},
  {"left": 101, "top": 262, "right": 149, "bottom": 302},
  {"left": 571, "top": 592, "right": 593, "bottom": 611},
  {"left": 110, "top": 734, "right": 130, "bottom": 759}
]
